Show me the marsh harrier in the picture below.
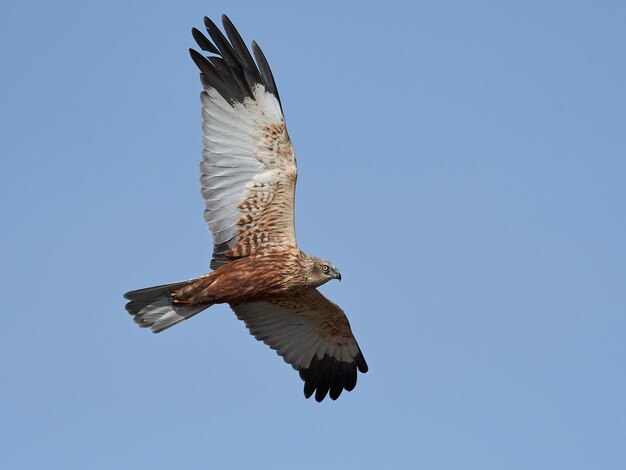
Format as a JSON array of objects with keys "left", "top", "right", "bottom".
[{"left": 124, "top": 15, "right": 368, "bottom": 402}]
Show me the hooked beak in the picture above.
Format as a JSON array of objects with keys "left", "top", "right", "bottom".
[{"left": 335, "top": 271, "right": 342, "bottom": 282}]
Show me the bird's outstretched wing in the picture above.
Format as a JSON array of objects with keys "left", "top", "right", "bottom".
[
  {"left": 190, "top": 16, "right": 297, "bottom": 269},
  {"left": 230, "top": 289, "right": 368, "bottom": 402}
]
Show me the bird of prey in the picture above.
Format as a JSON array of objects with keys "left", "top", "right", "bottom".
[{"left": 124, "top": 15, "right": 368, "bottom": 402}]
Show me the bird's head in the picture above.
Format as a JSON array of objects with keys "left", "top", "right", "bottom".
[{"left": 307, "top": 256, "right": 342, "bottom": 286}]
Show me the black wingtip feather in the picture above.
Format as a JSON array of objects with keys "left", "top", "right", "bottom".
[
  {"left": 355, "top": 351, "right": 369, "bottom": 373},
  {"left": 343, "top": 362, "right": 358, "bottom": 392},
  {"left": 189, "top": 47, "right": 209, "bottom": 68},
  {"left": 313, "top": 356, "right": 333, "bottom": 402},
  {"left": 329, "top": 364, "right": 345, "bottom": 400},
  {"left": 303, "top": 380, "right": 316, "bottom": 399},
  {"left": 203, "top": 16, "right": 240, "bottom": 68},
  {"left": 190, "top": 16, "right": 282, "bottom": 107},
  {"left": 251, "top": 41, "right": 281, "bottom": 108},
  {"left": 300, "top": 351, "right": 367, "bottom": 402},
  {"left": 189, "top": 49, "right": 239, "bottom": 103},
  {"left": 221, "top": 15, "right": 258, "bottom": 73},
  {"left": 192, "top": 27, "right": 219, "bottom": 54}
]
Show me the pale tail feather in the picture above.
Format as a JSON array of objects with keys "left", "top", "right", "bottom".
[{"left": 124, "top": 278, "right": 212, "bottom": 333}]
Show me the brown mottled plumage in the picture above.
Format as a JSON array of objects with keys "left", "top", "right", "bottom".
[
  {"left": 124, "top": 15, "right": 367, "bottom": 402},
  {"left": 172, "top": 250, "right": 321, "bottom": 305}
]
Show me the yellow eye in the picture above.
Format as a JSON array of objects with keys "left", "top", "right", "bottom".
[{"left": 322, "top": 265, "right": 330, "bottom": 273}]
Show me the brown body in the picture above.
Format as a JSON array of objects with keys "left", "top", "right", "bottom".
[{"left": 173, "top": 249, "right": 324, "bottom": 305}]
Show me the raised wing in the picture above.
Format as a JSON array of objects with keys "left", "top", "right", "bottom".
[
  {"left": 190, "top": 16, "right": 297, "bottom": 269},
  {"left": 230, "top": 289, "right": 368, "bottom": 402}
]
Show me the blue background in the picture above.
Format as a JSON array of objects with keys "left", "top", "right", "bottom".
[{"left": 2, "top": 1, "right": 625, "bottom": 468}]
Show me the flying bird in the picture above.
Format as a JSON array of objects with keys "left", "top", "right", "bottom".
[{"left": 124, "top": 15, "right": 368, "bottom": 402}]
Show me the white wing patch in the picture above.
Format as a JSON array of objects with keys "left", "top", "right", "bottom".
[{"left": 200, "top": 85, "right": 296, "bottom": 267}]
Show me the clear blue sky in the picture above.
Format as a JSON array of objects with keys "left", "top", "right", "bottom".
[{"left": 1, "top": 1, "right": 625, "bottom": 469}]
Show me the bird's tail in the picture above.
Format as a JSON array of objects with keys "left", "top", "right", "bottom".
[{"left": 124, "top": 278, "right": 212, "bottom": 333}]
